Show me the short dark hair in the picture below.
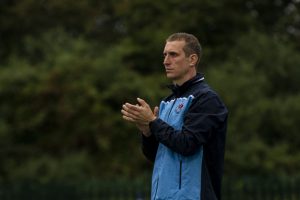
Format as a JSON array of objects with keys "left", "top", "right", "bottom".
[{"left": 166, "top": 33, "right": 202, "bottom": 66}]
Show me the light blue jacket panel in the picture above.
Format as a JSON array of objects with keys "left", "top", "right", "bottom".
[{"left": 151, "top": 95, "right": 204, "bottom": 200}]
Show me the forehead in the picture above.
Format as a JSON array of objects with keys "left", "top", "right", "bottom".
[{"left": 164, "top": 40, "right": 186, "bottom": 53}]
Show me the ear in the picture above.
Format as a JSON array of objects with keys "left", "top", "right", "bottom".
[{"left": 189, "top": 54, "right": 198, "bottom": 67}]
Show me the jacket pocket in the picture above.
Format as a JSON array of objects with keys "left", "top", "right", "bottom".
[{"left": 179, "top": 160, "right": 182, "bottom": 189}]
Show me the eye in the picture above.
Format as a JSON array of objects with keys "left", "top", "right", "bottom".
[
  {"left": 163, "top": 51, "right": 178, "bottom": 58},
  {"left": 169, "top": 52, "right": 178, "bottom": 57}
]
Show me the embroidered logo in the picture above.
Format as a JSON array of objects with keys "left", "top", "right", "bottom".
[{"left": 175, "top": 103, "right": 184, "bottom": 113}]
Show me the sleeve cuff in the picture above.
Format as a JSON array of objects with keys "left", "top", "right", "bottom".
[{"left": 149, "top": 118, "right": 164, "bottom": 136}]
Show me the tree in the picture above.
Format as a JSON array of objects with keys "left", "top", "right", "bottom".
[
  {"left": 0, "top": 0, "right": 300, "bottom": 182},
  {"left": 207, "top": 30, "right": 300, "bottom": 176}
]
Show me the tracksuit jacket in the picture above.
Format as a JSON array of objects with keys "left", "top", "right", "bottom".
[{"left": 142, "top": 73, "right": 228, "bottom": 200}]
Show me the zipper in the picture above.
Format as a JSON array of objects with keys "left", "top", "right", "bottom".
[
  {"left": 166, "top": 98, "right": 182, "bottom": 190},
  {"left": 179, "top": 160, "right": 182, "bottom": 189}
]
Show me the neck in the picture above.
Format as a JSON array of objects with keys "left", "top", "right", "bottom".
[{"left": 173, "top": 70, "right": 197, "bottom": 86}]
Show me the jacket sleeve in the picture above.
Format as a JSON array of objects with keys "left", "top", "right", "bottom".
[
  {"left": 141, "top": 133, "right": 159, "bottom": 162},
  {"left": 149, "top": 93, "right": 228, "bottom": 157}
]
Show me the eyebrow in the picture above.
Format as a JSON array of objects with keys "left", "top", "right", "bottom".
[{"left": 163, "top": 51, "right": 178, "bottom": 56}]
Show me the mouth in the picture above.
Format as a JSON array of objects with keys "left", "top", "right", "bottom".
[{"left": 165, "top": 68, "right": 173, "bottom": 72}]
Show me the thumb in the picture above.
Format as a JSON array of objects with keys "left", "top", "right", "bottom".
[
  {"left": 137, "top": 97, "right": 147, "bottom": 107},
  {"left": 153, "top": 106, "right": 159, "bottom": 117}
]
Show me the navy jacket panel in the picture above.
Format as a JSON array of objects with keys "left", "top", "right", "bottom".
[
  {"left": 142, "top": 134, "right": 158, "bottom": 162},
  {"left": 150, "top": 92, "right": 227, "bottom": 156}
]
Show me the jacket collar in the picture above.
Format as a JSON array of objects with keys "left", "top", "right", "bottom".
[{"left": 168, "top": 73, "right": 205, "bottom": 97}]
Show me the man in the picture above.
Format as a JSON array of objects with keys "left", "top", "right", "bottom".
[{"left": 121, "top": 33, "right": 228, "bottom": 200}]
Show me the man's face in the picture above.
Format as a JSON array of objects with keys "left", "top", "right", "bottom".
[{"left": 163, "top": 40, "right": 192, "bottom": 84}]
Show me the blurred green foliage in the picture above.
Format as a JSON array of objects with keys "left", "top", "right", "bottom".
[{"left": 0, "top": 0, "right": 299, "bottom": 183}]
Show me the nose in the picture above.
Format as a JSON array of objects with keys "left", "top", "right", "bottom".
[{"left": 163, "top": 55, "right": 170, "bottom": 66}]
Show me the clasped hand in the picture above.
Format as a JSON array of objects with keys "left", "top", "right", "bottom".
[{"left": 121, "top": 98, "right": 158, "bottom": 137}]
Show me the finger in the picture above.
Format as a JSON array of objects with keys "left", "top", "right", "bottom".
[
  {"left": 123, "top": 103, "right": 135, "bottom": 110},
  {"left": 122, "top": 115, "right": 136, "bottom": 123},
  {"left": 123, "top": 114, "right": 148, "bottom": 125},
  {"left": 122, "top": 108, "right": 149, "bottom": 125},
  {"left": 124, "top": 103, "right": 141, "bottom": 112},
  {"left": 153, "top": 106, "right": 159, "bottom": 117},
  {"left": 123, "top": 104, "right": 141, "bottom": 115},
  {"left": 121, "top": 109, "right": 139, "bottom": 120},
  {"left": 137, "top": 98, "right": 148, "bottom": 107}
]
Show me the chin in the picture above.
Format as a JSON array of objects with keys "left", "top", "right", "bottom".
[
  {"left": 166, "top": 72, "right": 175, "bottom": 78},
  {"left": 166, "top": 74, "right": 174, "bottom": 79}
]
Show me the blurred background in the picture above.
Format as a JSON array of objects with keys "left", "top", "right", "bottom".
[{"left": 0, "top": 0, "right": 300, "bottom": 199}]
